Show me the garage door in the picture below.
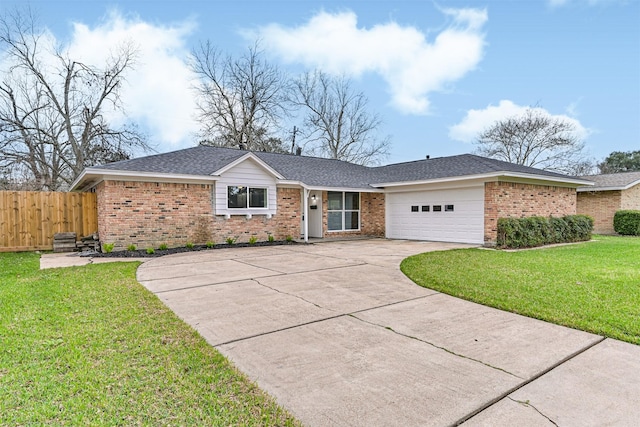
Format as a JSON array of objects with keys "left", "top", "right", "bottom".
[{"left": 386, "top": 186, "right": 484, "bottom": 244}]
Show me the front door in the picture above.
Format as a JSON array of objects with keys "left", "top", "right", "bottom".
[{"left": 308, "top": 192, "right": 323, "bottom": 238}]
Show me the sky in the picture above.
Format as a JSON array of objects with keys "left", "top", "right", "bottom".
[{"left": 2, "top": 0, "right": 639, "bottom": 165}]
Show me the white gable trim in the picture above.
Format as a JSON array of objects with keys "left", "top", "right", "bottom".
[{"left": 212, "top": 152, "right": 284, "bottom": 179}]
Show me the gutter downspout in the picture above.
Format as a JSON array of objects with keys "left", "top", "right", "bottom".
[{"left": 303, "top": 187, "right": 309, "bottom": 243}]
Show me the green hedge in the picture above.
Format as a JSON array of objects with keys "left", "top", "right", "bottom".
[
  {"left": 497, "top": 215, "right": 594, "bottom": 249},
  {"left": 613, "top": 210, "right": 640, "bottom": 236}
]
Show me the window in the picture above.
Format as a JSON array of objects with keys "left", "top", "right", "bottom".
[
  {"left": 411, "top": 205, "right": 419, "bottom": 212},
  {"left": 421, "top": 205, "right": 430, "bottom": 212},
  {"left": 328, "top": 191, "right": 360, "bottom": 231},
  {"left": 445, "top": 204, "right": 454, "bottom": 212},
  {"left": 433, "top": 205, "right": 442, "bottom": 212},
  {"left": 227, "top": 186, "right": 267, "bottom": 209}
]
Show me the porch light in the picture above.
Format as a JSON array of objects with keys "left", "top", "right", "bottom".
[{"left": 311, "top": 194, "right": 317, "bottom": 206}]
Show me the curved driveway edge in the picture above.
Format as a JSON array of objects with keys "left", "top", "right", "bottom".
[{"left": 137, "top": 239, "right": 640, "bottom": 426}]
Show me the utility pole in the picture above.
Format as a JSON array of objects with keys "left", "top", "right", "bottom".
[{"left": 291, "top": 126, "right": 298, "bottom": 154}]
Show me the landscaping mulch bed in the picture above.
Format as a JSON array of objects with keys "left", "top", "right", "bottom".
[{"left": 86, "top": 240, "right": 298, "bottom": 258}]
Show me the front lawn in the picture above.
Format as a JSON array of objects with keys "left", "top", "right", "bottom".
[
  {"left": 0, "top": 253, "right": 299, "bottom": 425},
  {"left": 401, "top": 235, "right": 640, "bottom": 345}
]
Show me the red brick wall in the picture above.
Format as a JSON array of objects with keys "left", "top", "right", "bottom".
[
  {"left": 484, "top": 181, "right": 577, "bottom": 244},
  {"left": 321, "top": 191, "right": 385, "bottom": 238},
  {"left": 577, "top": 190, "right": 621, "bottom": 234},
  {"left": 97, "top": 181, "right": 301, "bottom": 250}
]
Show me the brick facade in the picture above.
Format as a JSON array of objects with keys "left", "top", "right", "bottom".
[
  {"left": 621, "top": 184, "right": 640, "bottom": 210},
  {"left": 320, "top": 191, "right": 385, "bottom": 238},
  {"left": 96, "top": 181, "right": 386, "bottom": 250},
  {"left": 484, "top": 181, "right": 577, "bottom": 244},
  {"left": 576, "top": 191, "right": 621, "bottom": 234},
  {"left": 96, "top": 181, "right": 302, "bottom": 250},
  {"left": 577, "top": 183, "right": 640, "bottom": 234}
]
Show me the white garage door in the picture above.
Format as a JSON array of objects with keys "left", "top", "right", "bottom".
[{"left": 386, "top": 186, "right": 484, "bottom": 244}]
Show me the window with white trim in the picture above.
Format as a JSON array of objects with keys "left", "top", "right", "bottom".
[
  {"left": 227, "top": 186, "right": 267, "bottom": 209},
  {"left": 327, "top": 191, "right": 360, "bottom": 231}
]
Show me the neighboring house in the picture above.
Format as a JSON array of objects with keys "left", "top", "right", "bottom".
[
  {"left": 70, "top": 146, "right": 592, "bottom": 249},
  {"left": 577, "top": 172, "right": 640, "bottom": 234}
]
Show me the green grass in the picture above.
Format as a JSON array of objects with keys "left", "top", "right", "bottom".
[
  {"left": 401, "top": 235, "right": 640, "bottom": 345},
  {"left": 0, "top": 253, "right": 299, "bottom": 426}
]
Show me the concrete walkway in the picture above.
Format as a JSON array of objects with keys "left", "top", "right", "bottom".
[
  {"left": 130, "top": 239, "right": 640, "bottom": 426},
  {"left": 40, "top": 252, "right": 149, "bottom": 269}
]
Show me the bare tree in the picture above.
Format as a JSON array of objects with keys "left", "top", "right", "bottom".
[
  {"left": 474, "top": 108, "right": 588, "bottom": 174},
  {"left": 289, "top": 71, "right": 390, "bottom": 165},
  {"left": 191, "top": 41, "right": 289, "bottom": 152},
  {"left": 0, "top": 9, "right": 149, "bottom": 191}
]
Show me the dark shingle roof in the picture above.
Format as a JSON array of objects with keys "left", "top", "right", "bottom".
[
  {"left": 371, "top": 154, "right": 576, "bottom": 183},
  {"left": 97, "top": 146, "right": 246, "bottom": 175},
  {"left": 577, "top": 171, "right": 640, "bottom": 191},
  {"left": 88, "top": 146, "right": 583, "bottom": 189}
]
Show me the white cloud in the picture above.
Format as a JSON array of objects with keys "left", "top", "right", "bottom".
[
  {"left": 254, "top": 8, "right": 487, "bottom": 115},
  {"left": 67, "top": 11, "right": 198, "bottom": 148},
  {"left": 548, "top": 0, "right": 626, "bottom": 7},
  {"left": 449, "top": 100, "right": 591, "bottom": 143}
]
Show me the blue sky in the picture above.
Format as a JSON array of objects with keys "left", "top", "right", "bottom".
[{"left": 3, "top": 0, "right": 639, "bottom": 165}]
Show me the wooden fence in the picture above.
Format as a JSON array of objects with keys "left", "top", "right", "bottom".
[{"left": 0, "top": 191, "right": 98, "bottom": 252}]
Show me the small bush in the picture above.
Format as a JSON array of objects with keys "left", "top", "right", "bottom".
[
  {"left": 102, "top": 243, "right": 114, "bottom": 253},
  {"left": 248, "top": 236, "right": 257, "bottom": 245},
  {"left": 497, "top": 215, "right": 593, "bottom": 248},
  {"left": 146, "top": 247, "right": 155, "bottom": 255},
  {"left": 185, "top": 242, "right": 195, "bottom": 249},
  {"left": 226, "top": 237, "right": 236, "bottom": 245},
  {"left": 127, "top": 244, "right": 137, "bottom": 251},
  {"left": 158, "top": 243, "right": 168, "bottom": 251},
  {"left": 206, "top": 241, "right": 215, "bottom": 248},
  {"left": 614, "top": 210, "right": 640, "bottom": 236},
  {"left": 267, "top": 234, "right": 275, "bottom": 243},
  {"left": 285, "top": 235, "right": 293, "bottom": 242}
]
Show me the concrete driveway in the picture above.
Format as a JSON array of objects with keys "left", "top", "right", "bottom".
[{"left": 137, "top": 239, "right": 640, "bottom": 426}]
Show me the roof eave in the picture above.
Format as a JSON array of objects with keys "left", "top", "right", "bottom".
[
  {"left": 70, "top": 168, "right": 218, "bottom": 191},
  {"left": 276, "top": 179, "right": 379, "bottom": 192},
  {"left": 577, "top": 179, "right": 640, "bottom": 192},
  {"left": 371, "top": 171, "right": 595, "bottom": 188}
]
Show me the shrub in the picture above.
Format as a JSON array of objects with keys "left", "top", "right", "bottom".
[
  {"left": 614, "top": 210, "right": 640, "bottom": 236},
  {"left": 226, "top": 237, "right": 236, "bottom": 245},
  {"left": 497, "top": 215, "right": 593, "bottom": 248},
  {"left": 102, "top": 243, "right": 114, "bottom": 253},
  {"left": 285, "top": 235, "right": 293, "bottom": 242},
  {"left": 206, "top": 241, "right": 215, "bottom": 248},
  {"left": 146, "top": 247, "right": 155, "bottom": 255},
  {"left": 267, "top": 234, "right": 275, "bottom": 243},
  {"left": 248, "top": 236, "right": 257, "bottom": 245},
  {"left": 127, "top": 244, "right": 137, "bottom": 251},
  {"left": 158, "top": 243, "right": 168, "bottom": 251},
  {"left": 185, "top": 242, "right": 195, "bottom": 249}
]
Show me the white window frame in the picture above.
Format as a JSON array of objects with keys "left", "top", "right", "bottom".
[
  {"left": 227, "top": 186, "right": 268, "bottom": 209},
  {"left": 327, "top": 191, "right": 361, "bottom": 232}
]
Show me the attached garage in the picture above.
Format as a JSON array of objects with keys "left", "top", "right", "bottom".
[{"left": 385, "top": 185, "right": 485, "bottom": 244}]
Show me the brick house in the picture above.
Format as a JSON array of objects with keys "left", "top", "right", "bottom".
[
  {"left": 70, "top": 146, "right": 591, "bottom": 249},
  {"left": 577, "top": 172, "right": 640, "bottom": 234}
]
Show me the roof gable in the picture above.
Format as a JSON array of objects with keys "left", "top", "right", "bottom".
[{"left": 213, "top": 152, "right": 284, "bottom": 179}]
